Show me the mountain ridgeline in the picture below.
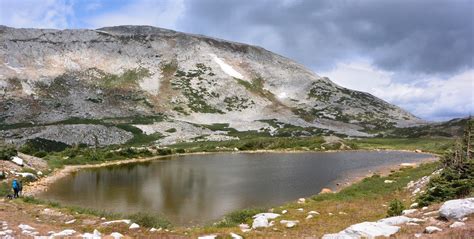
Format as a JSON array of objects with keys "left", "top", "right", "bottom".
[{"left": 0, "top": 25, "right": 424, "bottom": 147}]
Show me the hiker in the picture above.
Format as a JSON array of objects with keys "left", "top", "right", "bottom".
[{"left": 12, "top": 179, "right": 20, "bottom": 198}]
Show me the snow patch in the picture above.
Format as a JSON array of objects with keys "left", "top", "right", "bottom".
[{"left": 209, "top": 54, "right": 244, "bottom": 79}]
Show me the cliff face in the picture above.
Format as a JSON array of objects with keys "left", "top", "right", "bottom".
[{"left": 0, "top": 25, "right": 423, "bottom": 146}]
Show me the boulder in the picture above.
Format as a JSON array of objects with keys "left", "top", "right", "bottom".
[
  {"left": 251, "top": 213, "right": 277, "bottom": 229},
  {"left": 129, "top": 223, "right": 140, "bottom": 229},
  {"left": 439, "top": 198, "right": 474, "bottom": 220},
  {"left": 320, "top": 188, "right": 333, "bottom": 194},
  {"left": 450, "top": 221, "right": 465, "bottom": 228},
  {"left": 297, "top": 198, "right": 306, "bottom": 204},
  {"left": 110, "top": 232, "right": 124, "bottom": 239},
  {"left": 102, "top": 219, "right": 131, "bottom": 225},
  {"left": 322, "top": 233, "right": 359, "bottom": 239},
  {"left": 252, "top": 216, "right": 269, "bottom": 229},
  {"left": 402, "top": 209, "right": 417, "bottom": 215},
  {"left": 230, "top": 232, "right": 243, "bottom": 239},
  {"left": 377, "top": 216, "right": 412, "bottom": 226},
  {"left": 343, "top": 222, "right": 400, "bottom": 238},
  {"left": 252, "top": 213, "right": 280, "bottom": 220},
  {"left": 198, "top": 235, "right": 216, "bottom": 239},
  {"left": 11, "top": 156, "right": 23, "bottom": 166},
  {"left": 384, "top": 180, "right": 394, "bottom": 184},
  {"left": 280, "top": 220, "right": 299, "bottom": 228},
  {"left": 424, "top": 226, "right": 442, "bottom": 234},
  {"left": 239, "top": 223, "right": 251, "bottom": 232},
  {"left": 50, "top": 229, "right": 76, "bottom": 237}
]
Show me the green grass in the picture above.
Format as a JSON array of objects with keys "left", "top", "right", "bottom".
[
  {"left": 349, "top": 138, "right": 454, "bottom": 154},
  {"left": 20, "top": 196, "right": 171, "bottom": 228},
  {"left": 100, "top": 68, "right": 150, "bottom": 88},
  {"left": 169, "top": 136, "right": 326, "bottom": 152},
  {"left": 312, "top": 163, "right": 438, "bottom": 202},
  {"left": 0, "top": 181, "right": 11, "bottom": 196}
]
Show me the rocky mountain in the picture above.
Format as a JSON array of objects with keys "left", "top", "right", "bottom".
[{"left": 0, "top": 25, "right": 424, "bottom": 147}]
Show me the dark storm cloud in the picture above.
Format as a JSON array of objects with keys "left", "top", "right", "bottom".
[{"left": 178, "top": 0, "right": 473, "bottom": 74}]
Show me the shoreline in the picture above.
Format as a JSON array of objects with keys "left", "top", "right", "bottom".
[{"left": 24, "top": 148, "right": 437, "bottom": 197}]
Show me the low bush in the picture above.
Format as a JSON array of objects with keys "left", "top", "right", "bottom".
[
  {"left": 214, "top": 208, "right": 266, "bottom": 227},
  {"left": 387, "top": 199, "right": 405, "bottom": 216},
  {"left": 0, "top": 143, "right": 17, "bottom": 160},
  {"left": 129, "top": 212, "right": 171, "bottom": 229}
]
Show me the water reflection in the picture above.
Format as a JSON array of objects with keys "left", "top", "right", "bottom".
[{"left": 39, "top": 151, "right": 432, "bottom": 225}]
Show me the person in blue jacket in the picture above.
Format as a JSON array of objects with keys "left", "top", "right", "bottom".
[{"left": 12, "top": 179, "right": 20, "bottom": 198}]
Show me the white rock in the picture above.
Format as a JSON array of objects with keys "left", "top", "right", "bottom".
[
  {"left": 65, "top": 219, "right": 76, "bottom": 224},
  {"left": 129, "top": 223, "right": 140, "bottom": 229},
  {"left": 297, "top": 208, "right": 304, "bottom": 212},
  {"left": 402, "top": 209, "right": 417, "bottom": 215},
  {"left": 384, "top": 180, "right": 394, "bottom": 184},
  {"left": 410, "top": 203, "right": 419, "bottom": 208},
  {"left": 50, "top": 229, "right": 76, "bottom": 237},
  {"left": 422, "top": 206, "right": 428, "bottom": 211},
  {"left": 415, "top": 233, "right": 422, "bottom": 238},
  {"left": 230, "top": 232, "right": 243, "bottom": 239},
  {"left": 424, "top": 226, "right": 442, "bottom": 233},
  {"left": 308, "top": 211, "right": 320, "bottom": 215},
  {"left": 238, "top": 223, "right": 251, "bottom": 232},
  {"left": 281, "top": 210, "right": 288, "bottom": 214},
  {"left": 377, "top": 216, "right": 412, "bottom": 225},
  {"left": 81, "top": 229, "right": 101, "bottom": 239},
  {"left": 11, "top": 156, "right": 23, "bottom": 166},
  {"left": 150, "top": 227, "right": 161, "bottom": 232},
  {"left": 252, "top": 213, "right": 280, "bottom": 220},
  {"left": 37, "top": 171, "right": 43, "bottom": 176},
  {"left": 439, "top": 198, "right": 474, "bottom": 220},
  {"left": 344, "top": 222, "right": 400, "bottom": 237},
  {"left": 406, "top": 222, "right": 419, "bottom": 226},
  {"left": 322, "top": 233, "right": 359, "bottom": 239},
  {"left": 297, "top": 198, "right": 306, "bottom": 204},
  {"left": 450, "top": 221, "right": 465, "bottom": 228},
  {"left": 101, "top": 219, "right": 131, "bottom": 225},
  {"left": 198, "top": 235, "right": 216, "bottom": 239},
  {"left": 110, "top": 232, "right": 124, "bottom": 239},
  {"left": 306, "top": 215, "right": 314, "bottom": 219},
  {"left": 18, "top": 224, "right": 35, "bottom": 231},
  {"left": 280, "top": 220, "right": 298, "bottom": 228},
  {"left": 423, "top": 211, "right": 438, "bottom": 216},
  {"left": 252, "top": 216, "right": 269, "bottom": 229}
]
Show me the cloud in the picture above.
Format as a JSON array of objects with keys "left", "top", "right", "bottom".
[
  {"left": 85, "top": 0, "right": 185, "bottom": 30},
  {"left": 178, "top": 0, "right": 473, "bottom": 75},
  {"left": 0, "top": 0, "right": 74, "bottom": 29},
  {"left": 321, "top": 61, "right": 474, "bottom": 121}
]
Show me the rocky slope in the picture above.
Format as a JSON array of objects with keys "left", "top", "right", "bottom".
[{"left": 0, "top": 25, "right": 423, "bottom": 147}]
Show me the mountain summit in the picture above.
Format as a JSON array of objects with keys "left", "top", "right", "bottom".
[{"left": 0, "top": 25, "right": 422, "bottom": 146}]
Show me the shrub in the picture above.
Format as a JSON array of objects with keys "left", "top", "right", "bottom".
[
  {"left": 387, "top": 199, "right": 405, "bottom": 217},
  {"left": 129, "top": 212, "right": 170, "bottom": 228},
  {"left": 0, "top": 143, "right": 17, "bottom": 160},
  {"left": 165, "top": 128, "right": 177, "bottom": 133},
  {"left": 417, "top": 118, "right": 474, "bottom": 206},
  {"left": 214, "top": 208, "right": 266, "bottom": 227},
  {"left": 157, "top": 148, "right": 172, "bottom": 156}
]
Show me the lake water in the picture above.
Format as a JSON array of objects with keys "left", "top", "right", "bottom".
[{"left": 38, "top": 151, "right": 432, "bottom": 225}]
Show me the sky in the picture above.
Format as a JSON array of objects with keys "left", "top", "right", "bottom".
[{"left": 0, "top": 0, "right": 473, "bottom": 121}]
